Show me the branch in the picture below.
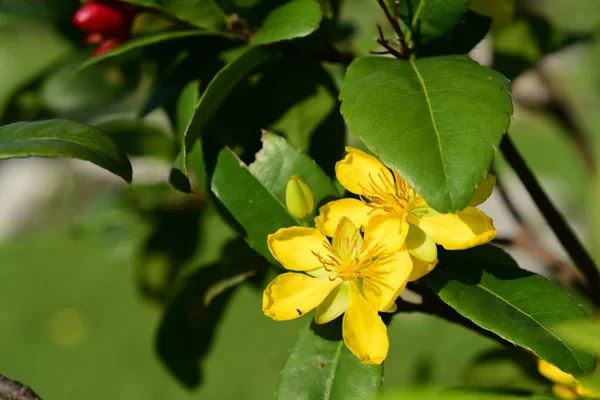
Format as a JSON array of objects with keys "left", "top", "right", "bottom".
[
  {"left": 0, "top": 375, "right": 42, "bottom": 400},
  {"left": 374, "top": 0, "right": 410, "bottom": 58},
  {"left": 500, "top": 134, "right": 600, "bottom": 303},
  {"left": 375, "top": 0, "right": 403, "bottom": 40}
]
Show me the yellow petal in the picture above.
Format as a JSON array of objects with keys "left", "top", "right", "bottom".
[
  {"left": 363, "top": 247, "right": 412, "bottom": 311},
  {"left": 315, "top": 198, "right": 374, "bottom": 237},
  {"left": 407, "top": 207, "right": 497, "bottom": 250},
  {"left": 268, "top": 227, "right": 328, "bottom": 271},
  {"left": 537, "top": 359, "right": 577, "bottom": 387},
  {"left": 552, "top": 384, "right": 579, "bottom": 400},
  {"left": 263, "top": 273, "right": 341, "bottom": 321},
  {"left": 363, "top": 212, "right": 408, "bottom": 254},
  {"left": 335, "top": 147, "right": 393, "bottom": 196},
  {"left": 469, "top": 173, "right": 496, "bottom": 207},
  {"left": 406, "top": 223, "right": 438, "bottom": 263},
  {"left": 408, "top": 256, "right": 438, "bottom": 281},
  {"left": 315, "top": 282, "right": 349, "bottom": 324},
  {"left": 382, "top": 302, "right": 397, "bottom": 313},
  {"left": 342, "top": 281, "right": 389, "bottom": 364}
]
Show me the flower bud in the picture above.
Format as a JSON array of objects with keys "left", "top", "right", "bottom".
[
  {"left": 92, "top": 38, "right": 124, "bottom": 57},
  {"left": 73, "top": 0, "right": 133, "bottom": 37},
  {"left": 285, "top": 175, "right": 314, "bottom": 221}
]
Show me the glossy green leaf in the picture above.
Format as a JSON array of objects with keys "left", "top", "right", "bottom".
[
  {"left": 422, "top": 245, "right": 596, "bottom": 377},
  {"left": 209, "top": 133, "right": 338, "bottom": 261},
  {"left": 121, "top": 0, "right": 226, "bottom": 30},
  {"left": 340, "top": 55, "right": 513, "bottom": 212},
  {"left": 0, "top": 120, "right": 132, "bottom": 183},
  {"left": 250, "top": 0, "right": 322, "bottom": 46},
  {"left": 397, "top": 0, "right": 470, "bottom": 45},
  {"left": 78, "top": 31, "right": 231, "bottom": 72},
  {"left": 277, "top": 320, "right": 382, "bottom": 400}
]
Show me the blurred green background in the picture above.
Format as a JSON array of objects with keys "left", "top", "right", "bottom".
[{"left": 1, "top": 0, "right": 600, "bottom": 398}]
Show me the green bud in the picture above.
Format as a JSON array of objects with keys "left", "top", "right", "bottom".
[
  {"left": 406, "top": 223, "right": 437, "bottom": 263},
  {"left": 285, "top": 174, "right": 314, "bottom": 221}
]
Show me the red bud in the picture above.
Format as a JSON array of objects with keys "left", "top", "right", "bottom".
[
  {"left": 73, "top": 1, "right": 133, "bottom": 37},
  {"left": 92, "top": 38, "right": 123, "bottom": 57},
  {"left": 84, "top": 32, "right": 104, "bottom": 44}
]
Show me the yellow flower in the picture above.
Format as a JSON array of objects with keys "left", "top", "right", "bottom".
[
  {"left": 263, "top": 217, "right": 412, "bottom": 364},
  {"left": 537, "top": 359, "right": 599, "bottom": 399},
  {"left": 316, "top": 147, "right": 497, "bottom": 281}
]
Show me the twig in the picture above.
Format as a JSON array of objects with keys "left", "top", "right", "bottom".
[
  {"left": 374, "top": 23, "right": 405, "bottom": 59},
  {"left": 500, "top": 134, "right": 600, "bottom": 302},
  {"left": 374, "top": 0, "right": 410, "bottom": 58},
  {"left": 0, "top": 374, "right": 41, "bottom": 400},
  {"left": 376, "top": 0, "right": 403, "bottom": 39}
]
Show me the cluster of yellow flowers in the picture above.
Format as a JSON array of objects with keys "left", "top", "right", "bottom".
[{"left": 262, "top": 147, "right": 497, "bottom": 364}]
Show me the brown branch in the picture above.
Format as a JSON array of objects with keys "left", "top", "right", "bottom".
[
  {"left": 0, "top": 375, "right": 41, "bottom": 400},
  {"left": 375, "top": 0, "right": 403, "bottom": 40},
  {"left": 500, "top": 134, "right": 600, "bottom": 306},
  {"left": 374, "top": 0, "right": 411, "bottom": 58}
]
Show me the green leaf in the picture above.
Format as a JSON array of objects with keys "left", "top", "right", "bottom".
[
  {"left": 398, "top": 0, "right": 470, "bottom": 45},
  {"left": 553, "top": 320, "right": 600, "bottom": 354},
  {"left": 120, "top": 0, "right": 226, "bottom": 30},
  {"left": 417, "top": 10, "right": 492, "bottom": 57},
  {"left": 421, "top": 245, "right": 596, "bottom": 377},
  {"left": 0, "top": 120, "right": 132, "bottom": 183},
  {"left": 170, "top": 80, "right": 204, "bottom": 194},
  {"left": 250, "top": 0, "right": 322, "bottom": 46},
  {"left": 0, "top": 21, "right": 71, "bottom": 120},
  {"left": 77, "top": 31, "right": 233, "bottom": 72},
  {"left": 184, "top": 46, "right": 273, "bottom": 148},
  {"left": 277, "top": 319, "right": 382, "bottom": 400},
  {"left": 209, "top": 133, "right": 338, "bottom": 261},
  {"left": 41, "top": 53, "right": 141, "bottom": 114},
  {"left": 340, "top": 55, "right": 513, "bottom": 212},
  {"left": 171, "top": 46, "right": 273, "bottom": 192}
]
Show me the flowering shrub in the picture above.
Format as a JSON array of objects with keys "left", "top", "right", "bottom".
[{"left": 1, "top": 0, "right": 600, "bottom": 399}]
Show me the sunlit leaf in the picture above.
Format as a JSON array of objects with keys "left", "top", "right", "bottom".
[
  {"left": 0, "top": 120, "right": 132, "bottom": 183},
  {"left": 422, "top": 245, "right": 596, "bottom": 377},
  {"left": 340, "top": 55, "right": 513, "bottom": 212},
  {"left": 277, "top": 319, "right": 382, "bottom": 400},
  {"left": 251, "top": 0, "right": 323, "bottom": 46}
]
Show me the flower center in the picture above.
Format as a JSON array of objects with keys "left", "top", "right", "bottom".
[
  {"left": 359, "top": 169, "right": 415, "bottom": 213},
  {"left": 311, "top": 236, "right": 385, "bottom": 282}
]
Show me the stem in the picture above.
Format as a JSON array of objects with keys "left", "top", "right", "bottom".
[
  {"left": 0, "top": 374, "right": 41, "bottom": 400},
  {"left": 376, "top": 0, "right": 403, "bottom": 39},
  {"left": 500, "top": 134, "right": 600, "bottom": 298}
]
